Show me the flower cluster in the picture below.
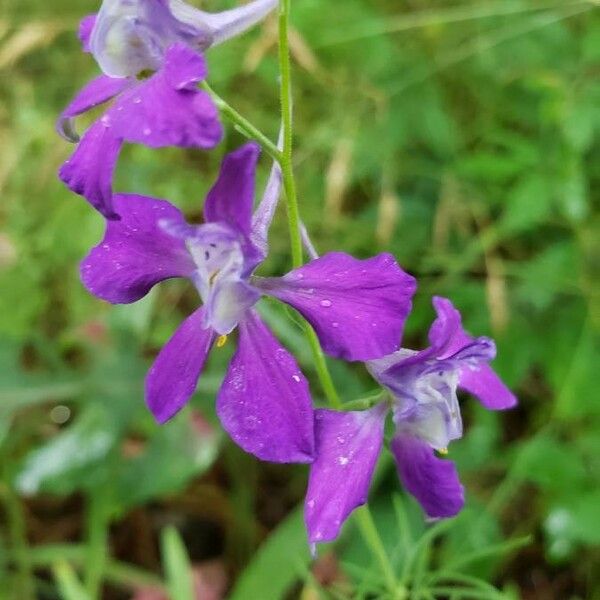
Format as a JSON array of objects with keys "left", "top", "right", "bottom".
[{"left": 58, "top": 0, "right": 516, "bottom": 548}]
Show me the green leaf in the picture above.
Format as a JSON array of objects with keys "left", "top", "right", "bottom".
[
  {"left": 545, "top": 490, "right": 600, "bottom": 558},
  {"left": 14, "top": 405, "right": 118, "bottom": 495},
  {"left": 161, "top": 526, "right": 194, "bottom": 600},
  {"left": 499, "top": 174, "right": 552, "bottom": 235},
  {"left": 115, "top": 414, "right": 221, "bottom": 513},
  {"left": 229, "top": 507, "right": 311, "bottom": 600},
  {"left": 52, "top": 561, "right": 91, "bottom": 600},
  {"left": 514, "top": 434, "right": 587, "bottom": 492}
]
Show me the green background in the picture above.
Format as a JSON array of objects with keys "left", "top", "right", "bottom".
[{"left": 0, "top": 0, "right": 598, "bottom": 598}]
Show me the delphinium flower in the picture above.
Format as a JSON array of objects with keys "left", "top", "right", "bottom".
[
  {"left": 305, "top": 296, "right": 517, "bottom": 544},
  {"left": 81, "top": 142, "right": 416, "bottom": 463},
  {"left": 57, "top": 0, "right": 277, "bottom": 218}
]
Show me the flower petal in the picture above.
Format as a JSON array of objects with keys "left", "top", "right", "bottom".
[
  {"left": 459, "top": 363, "right": 517, "bottom": 410},
  {"left": 57, "top": 75, "right": 131, "bottom": 142},
  {"left": 305, "top": 406, "right": 386, "bottom": 544},
  {"left": 216, "top": 309, "right": 314, "bottom": 463},
  {"left": 391, "top": 433, "right": 464, "bottom": 519},
  {"left": 429, "top": 297, "right": 517, "bottom": 410},
  {"left": 204, "top": 143, "right": 260, "bottom": 236},
  {"left": 107, "top": 43, "right": 222, "bottom": 148},
  {"left": 58, "top": 120, "right": 123, "bottom": 218},
  {"left": 79, "top": 14, "right": 98, "bottom": 52},
  {"left": 146, "top": 307, "right": 215, "bottom": 424},
  {"left": 171, "top": 0, "right": 277, "bottom": 47},
  {"left": 81, "top": 194, "right": 195, "bottom": 303},
  {"left": 257, "top": 252, "right": 417, "bottom": 361},
  {"left": 90, "top": 0, "right": 211, "bottom": 78}
]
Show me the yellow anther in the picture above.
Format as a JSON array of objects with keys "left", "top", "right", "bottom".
[
  {"left": 216, "top": 335, "right": 228, "bottom": 348},
  {"left": 438, "top": 447, "right": 448, "bottom": 455}
]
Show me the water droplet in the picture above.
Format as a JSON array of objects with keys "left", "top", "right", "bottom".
[
  {"left": 332, "top": 322, "right": 339, "bottom": 328},
  {"left": 307, "top": 499, "right": 315, "bottom": 509},
  {"left": 336, "top": 436, "right": 345, "bottom": 444},
  {"left": 244, "top": 415, "right": 259, "bottom": 430},
  {"left": 320, "top": 299, "right": 332, "bottom": 308},
  {"left": 143, "top": 127, "right": 151, "bottom": 136},
  {"left": 338, "top": 456, "right": 349, "bottom": 466},
  {"left": 133, "top": 97, "right": 142, "bottom": 104},
  {"left": 292, "top": 375, "right": 301, "bottom": 383}
]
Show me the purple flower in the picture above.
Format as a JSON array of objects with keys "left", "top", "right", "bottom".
[
  {"left": 58, "top": 0, "right": 277, "bottom": 219},
  {"left": 81, "top": 143, "right": 416, "bottom": 463},
  {"left": 305, "top": 297, "right": 517, "bottom": 544}
]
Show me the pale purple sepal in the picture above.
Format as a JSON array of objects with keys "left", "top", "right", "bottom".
[
  {"left": 300, "top": 221, "right": 319, "bottom": 261},
  {"left": 170, "top": 0, "right": 277, "bottom": 47},
  {"left": 79, "top": 14, "right": 98, "bottom": 52},
  {"left": 58, "top": 120, "right": 123, "bottom": 219},
  {"left": 250, "top": 161, "right": 282, "bottom": 259},
  {"left": 57, "top": 75, "right": 132, "bottom": 142},
  {"left": 256, "top": 252, "right": 417, "bottom": 361},
  {"left": 203, "top": 278, "right": 261, "bottom": 336},
  {"left": 146, "top": 307, "right": 215, "bottom": 424},
  {"left": 391, "top": 433, "right": 464, "bottom": 519},
  {"left": 216, "top": 310, "right": 314, "bottom": 463},
  {"left": 81, "top": 194, "right": 195, "bottom": 303},
  {"left": 89, "top": 0, "right": 275, "bottom": 78},
  {"left": 305, "top": 406, "right": 386, "bottom": 544},
  {"left": 90, "top": 0, "right": 211, "bottom": 78},
  {"left": 204, "top": 142, "right": 260, "bottom": 236}
]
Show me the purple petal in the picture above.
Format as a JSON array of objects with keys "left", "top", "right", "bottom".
[
  {"left": 58, "top": 120, "right": 123, "bottom": 218},
  {"left": 305, "top": 406, "right": 386, "bottom": 544},
  {"left": 81, "top": 194, "right": 195, "bottom": 303},
  {"left": 57, "top": 75, "right": 132, "bottom": 142},
  {"left": 216, "top": 310, "right": 314, "bottom": 463},
  {"left": 459, "top": 363, "right": 517, "bottom": 410},
  {"left": 429, "top": 297, "right": 517, "bottom": 410},
  {"left": 106, "top": 43, "right": 222, "bottom": 149},
  {"left": 204, "top": 143, "right": 260, "bottom": 235},
  {"left": 146, "top": 307, "right": 215, "bottom": 424},
  {"left": 428, "top": 296, "right": 469, "bottom": 357},
  {"left": 257, "top": 252, "right": 417, "bottom": 361},
  {"left": 391, "top": 433, "right": 464, "bottom": 519},
  {"left": 78, "top": 14, "right": 97, "bottom": 52}
]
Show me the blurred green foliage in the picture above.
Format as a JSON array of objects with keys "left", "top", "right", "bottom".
[{"left": 0, "top": 0, "right": 598, "bottom": 598}]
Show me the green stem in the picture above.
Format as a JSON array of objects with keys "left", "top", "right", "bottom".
[
  {"left": 84, "top": 492, "right": 109, "bottom": 598},
  {"left": 275, "top": 7, "right": 397, "bottom": 586},
  {"left": 17, "top": 544, "right": 163, "bottom": 590},
  {"left": 200, "top": 81, "right": 282, "bottom": 161},
  {"left": 276, "top": 0, "right": 342, "bottom": 409},
  {"left": 0, "top": 482, "right": 35, "bottom": 599},
  {"left": 355, "top": 506, "right": 405, "bottom": 598},
  {"left": 341, "top": 390, "right": 388, "bottom": 412},
  {"left": 277, "top": 0, "right": 303, "bottom": 268}
]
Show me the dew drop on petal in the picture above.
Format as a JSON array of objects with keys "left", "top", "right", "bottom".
[{"left": 320, "top": 299, "right": 332, "bottom": 308}]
